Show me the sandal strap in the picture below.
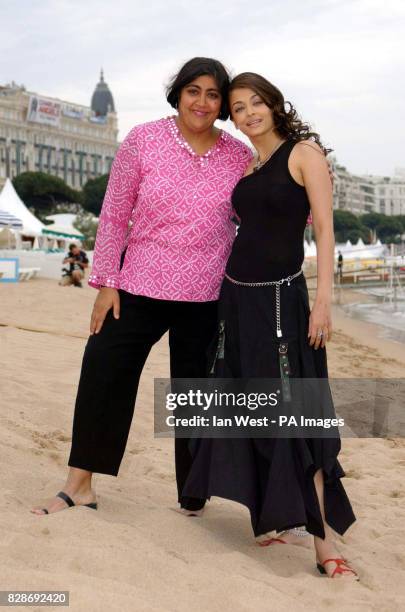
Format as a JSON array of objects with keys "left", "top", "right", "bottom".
[
  {"left": 331, "top": 565, "right": 357, "bottom": 578},
  {"left": 56, "top": 491, "right": 75, "bottom": 507},
  {"left": 321, "top": 558, "right": 357, "bottom": 578},
  {"left": 322, "top": 558, "right": 348, "bottom": 566},
  {"left": 258, "top": 538, "right": 287, "bottom": 546}
]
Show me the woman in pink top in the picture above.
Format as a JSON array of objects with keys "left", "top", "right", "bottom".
[{"left": 31, "top": 57, "right": 252, "bottom": 516}]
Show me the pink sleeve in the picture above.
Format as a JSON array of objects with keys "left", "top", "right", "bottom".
[{"left": 88, "top": 128, "right": 141, "bottom": 289}]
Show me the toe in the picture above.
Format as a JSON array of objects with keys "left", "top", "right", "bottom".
[{"left": 31, "top": 497, "right": 65, "bottom": 515}]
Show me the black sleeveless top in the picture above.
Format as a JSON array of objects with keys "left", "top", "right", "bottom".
[{"left": 226, "top": 139, "right": 310, "bottom": 282}]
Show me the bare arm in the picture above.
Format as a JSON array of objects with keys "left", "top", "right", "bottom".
[{"left": 294, "top": 141, "right": 335, "bottom": 349}]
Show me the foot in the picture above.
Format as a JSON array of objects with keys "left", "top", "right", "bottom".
[
  {"left": 31, "top": 487, "right": 96, "bottom": 516},
  {"left": 258, "top": 528, "right": 313, "bottom": 548},
  {"left": 315, "top": 539, "right": 358, "bottom": 580},
  {"left": 317, "top": 557, "right": 359, "bottom": 580}
]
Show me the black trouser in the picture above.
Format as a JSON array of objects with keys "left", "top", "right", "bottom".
[{"left": 68, "top": 290, "right": 218, "bottom": 511}]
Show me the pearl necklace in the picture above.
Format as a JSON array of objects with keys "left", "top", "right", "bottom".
[
  {"left": 253, "top": 139, "right": 286, "bottom": 172},
  {"left": 167, "top": 116, "right": 224, "bottom": 166}
]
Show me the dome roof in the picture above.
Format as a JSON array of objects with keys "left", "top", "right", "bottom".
[{"left": 91, "top": 69, "right": 115, "bottom": 116}]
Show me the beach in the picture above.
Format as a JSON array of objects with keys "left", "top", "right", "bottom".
[{"left": 1, "top": 278, "right": 405, "bottom": 611}]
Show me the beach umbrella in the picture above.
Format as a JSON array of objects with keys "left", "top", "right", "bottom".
[{"left": 0, "top": 210, "right": 23, "bottom": 229}]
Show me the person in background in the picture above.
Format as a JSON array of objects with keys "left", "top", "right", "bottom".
[
  {"left": 337, "top": 250, "right": 343, "bottom": 282},
  {"left": 60, "top": 244, "right": 89, "bottom": 288}
]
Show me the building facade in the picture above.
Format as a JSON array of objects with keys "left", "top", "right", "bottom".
[
  {"left": 372, "top": 173, "right": 405, "bottom": 216},
  {"left": 0, "top": 71, "right": 118, "bottom": 191},
  {"left": 332, "top": 159, "right": 405, "bottom": 216}
]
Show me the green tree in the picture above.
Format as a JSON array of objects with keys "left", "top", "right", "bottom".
[
  {"left": 73, "top": 212, "right": 99, "bottom": 250},
  {"left": 360, "top": 212, "right": 384, "bottom": 230},
  {"left": 392, "top": 215, "right": 405, "bottom": 234},
  {"left": 375, "top": 217, "right": 403, "bottom": 243},
  {"left": 333, "top": 210, "right": 364, "bottom": 242},
  {"left": 82, "top": 174, "right": 109, "bottom": 215},
  {"left": 359, "top": 212, "right": 384, "bottom": 243},
  {"left": 13, "top": 172, "right": 82, "bottom": 221}
]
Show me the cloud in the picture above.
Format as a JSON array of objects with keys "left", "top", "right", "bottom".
[{"left": 1, "top": 0, "right": 404, "bottom": 175}]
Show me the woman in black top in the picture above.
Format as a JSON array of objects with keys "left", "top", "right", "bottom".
[{"left": 183, "top": 73, "right": 358, "bottom": 580}]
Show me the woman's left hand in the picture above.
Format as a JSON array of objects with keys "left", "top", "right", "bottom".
[{"left": 308, "top": 298, "right": 332, "bottom": 349}]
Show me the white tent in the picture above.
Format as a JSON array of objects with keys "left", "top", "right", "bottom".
[
  {"left": 305, "top": 240, "right": 387, "bottom": 260},
  {"left": 0, "top": 178, "right": 44, "bottom": 236},
  {"left": 335, "top": 242, "right": 386, "bottom": 259},
  {"left": 304, "top": 239, "right": 317, "bottom": 257},
  {"left": 45, "top": 213, "right": 77, "bottom": 227},
  {"left": 42, "top": 224, "right": 84, "bottom": 240},
  {"left": 44, "top": 213, "right": 84, "bottom": 240}
]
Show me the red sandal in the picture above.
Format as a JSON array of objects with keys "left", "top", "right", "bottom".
[
  {"left": 317, "top": 558, "right": 359, "bottom": 580},
  {"left": 257, "top": 537, "right": 287, "bottom": 547}
]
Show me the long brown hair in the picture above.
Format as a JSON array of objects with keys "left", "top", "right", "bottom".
[{"left": 229, "top": 72, "right": 332, "bottom": 155}]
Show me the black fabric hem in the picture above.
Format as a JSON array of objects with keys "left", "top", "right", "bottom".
[{"left": 68, "top": 459, "right": 119, "bottom": 477}]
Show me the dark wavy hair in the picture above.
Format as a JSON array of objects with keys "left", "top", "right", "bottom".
[
  {"left": 229, "top": 72, "right": 332, "bottom": 155},
  {"left": 166, "top": 57, "right": 230, "bottom": 121}
]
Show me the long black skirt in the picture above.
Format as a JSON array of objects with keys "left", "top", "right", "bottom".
[{"left": 182, "top": 274, "right": 356, "bottom": 539}]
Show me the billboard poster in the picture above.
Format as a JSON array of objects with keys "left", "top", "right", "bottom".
[
  {"left": 27, "top": 95, "right": 61, "bottom": 126},
  {"left": 89, "top": 115, "right": 107, "bottom": 124},
  {"left": 62, "top": 104, "right": 84, "bottom": 120}
]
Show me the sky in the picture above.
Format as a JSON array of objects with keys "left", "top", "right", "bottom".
[{"left": 1, "top": 0, "right": 404, "bottom": 176}]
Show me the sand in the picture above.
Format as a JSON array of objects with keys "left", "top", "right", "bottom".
[{"left": 1, "top": 278, "right": 405, "bottom": 611}]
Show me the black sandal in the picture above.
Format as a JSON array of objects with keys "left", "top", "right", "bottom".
[{"left": 41, "top": 491, "right": 97, "bottom": 514}]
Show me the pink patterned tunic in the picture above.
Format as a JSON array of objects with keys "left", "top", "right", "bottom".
[{"left": 88, "top": 116, "right": 253, "bottom": 301}]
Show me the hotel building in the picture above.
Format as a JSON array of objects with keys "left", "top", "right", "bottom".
[{"left": 0, "top": 70, "right": 118, "bottom": 190}]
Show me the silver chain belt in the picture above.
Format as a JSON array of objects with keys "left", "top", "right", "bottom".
[{"left": 224, "top": 269, "right": 303, "bottom": 338}]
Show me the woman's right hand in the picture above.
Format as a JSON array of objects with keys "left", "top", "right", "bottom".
[{"left": 90, "top": 287, "right": 120, "bottom": 335}]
